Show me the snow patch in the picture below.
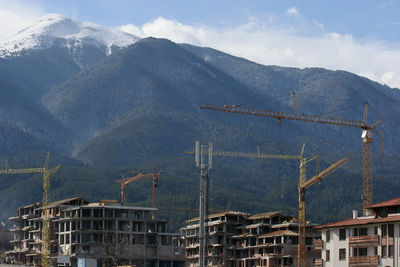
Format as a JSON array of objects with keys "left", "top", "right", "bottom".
[{"left": 0, "top": 13, "right": 140, "bottom": 58}]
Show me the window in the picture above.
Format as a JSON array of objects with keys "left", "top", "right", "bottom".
[
  {"left": 354, "top": 227, "right": 368, "bottom": 236},
  {"left": 382, "top": 246, "right": 387, "bottom": 258},
  {"left": 71, "top": 234, "right": 76, "bottom": 243},
  {"left": 374, "top": 226, "right": 378, "bottom": 235},
  {"left": 82, "top": 208, "right": 91, "bottom": 217},
  {"left": 82, "top": 221, "right": 91, "bottom": 230},
  {"left": 105, "top": 209, "right": 113, "bottom": 218},
  {"left": 339, "top": 229, "right": 346, "bottom": 240},
  {"left": 353, "top": 228, "right": 358, "bottom": 236},
  {"left": 359, "top": 228, "right": 368, "bottom": 236},
  {"left": 104, "top": 220, "right": 114, "bottom": 230},
  {"left": 388, "top": 224, "right": 394, "bottom": 237},
  {"left": 382, "top": 225, "right": 387, "bottom": 236},
  {"left": 359, "top": 248, "right": 367, "bottom": 256},
  {"left": 354, "top": 247, "right": 367, "bottom": 257},
  {"left": 389, "top": 245, "right": 394, "bottom": 257},
  {"left": 326, "top": 230, "right": 330, "bottom": 242},
  {"left": 339, "top": 248, "right": 346, "bottom": 260},
  {"left": 326, "top": 250, "right": 330, "bottom": 262},
  {"left": 82, "top": 234, "right": 90, "bottom": 243}
]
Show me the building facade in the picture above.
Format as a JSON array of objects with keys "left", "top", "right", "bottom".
[
  {"left": 184, "top": 211, "right": 248, "bottom": 267},
  {"left": 182, "top": 211, "right": 321, "bottom": 267},
  {"left": 315, "top": 197, "right": 400, "bottom": 267},
  {"left": 6, "top": 197, "right": 185, "bottom": 267}
]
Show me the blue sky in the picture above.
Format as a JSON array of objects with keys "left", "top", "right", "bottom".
[
  {"left": 1, "top": 0, "right": 400, "bottom": 88},
  {"left": 17, "top": 0, "right": 400, "bottom": 42}
]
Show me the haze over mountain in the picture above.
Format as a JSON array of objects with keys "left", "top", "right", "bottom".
[{"left": 0, "top": 14, "right": 399, "bottom": 230}]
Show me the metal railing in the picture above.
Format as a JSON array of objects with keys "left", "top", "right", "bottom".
[
  {"left": 349, "top": 255, "right": 379, "bottom": 266},
  {"left": 349, "top": 235, "right": 379, "bottom": 246}
]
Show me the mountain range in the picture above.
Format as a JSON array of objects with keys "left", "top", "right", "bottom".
[{"left": 0, "top": 14, "right": 399, "bottom": 230}]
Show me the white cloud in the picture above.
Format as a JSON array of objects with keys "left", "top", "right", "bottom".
[
  {"left": 120, "top": 17, "right": 400, "bottom": 89},
  {"left": 0, "top": 0, "right": 43, "bottom": 41},
  {"left": 313, "top": 19, "right": 324, "bottom": 29},
  {"left": 1, "top": 4, "right": 399, "bottom": 89},
  {"left": 119, "top": 24, "right": 144, "bottom": 38},
  {"left": 381, "top": 72, "right": 396, "bottom": 84},
  {"left": 287, "top": 7, "right": 299, "bottom": 16}
]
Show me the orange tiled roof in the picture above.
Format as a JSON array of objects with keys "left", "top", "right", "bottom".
[
  {"left": 315, "top": 215, "right": 400, "bottom": 229},
  {"left": 368, "top": 197, "right": 400, "bottom": 209}
]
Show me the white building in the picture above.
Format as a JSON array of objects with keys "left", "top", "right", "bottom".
[{"left": 315, "top": 197, "right": 400, "bottom": 267}]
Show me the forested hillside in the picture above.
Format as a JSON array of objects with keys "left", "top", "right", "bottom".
[{"left": 0, "top": 32, "right": 399, "bottom": 231}]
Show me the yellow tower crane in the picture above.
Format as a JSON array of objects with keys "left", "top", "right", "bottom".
[
  {"left": 0, "top": 153, "right": 61, "bottom": 267},
  {"left": 201, "top": 94, "right": 382, "bottom": 215},
  {"left": 186, "top": 146, "right": 349, "bottom": 267}
]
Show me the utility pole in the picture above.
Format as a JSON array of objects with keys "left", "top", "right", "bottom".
[
  {"left": 186, "top": 144, "right": 348, "bottom": 267},
  {"left": 195, "top": 141, "right": 212, "bottom": 267}
]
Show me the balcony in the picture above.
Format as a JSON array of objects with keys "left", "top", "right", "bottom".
[
  {"left": 314, "top": 239, "right": 323, "bottom": 250},
  {"left": 314, "top": 258, "right": 323, "bottom": 267},
  {"left": 349, "top": 256, "right": 379, "bottom": 266},
  {"left": 381, "top": 236, "right": 394, "bottom": 246},
  {"left": 349, "top": 235, "right": 379, "bottom": 247}
]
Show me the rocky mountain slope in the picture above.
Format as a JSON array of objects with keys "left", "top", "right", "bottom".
[{"left": 0, "top": 15, "right": 399, "bottom": 229}]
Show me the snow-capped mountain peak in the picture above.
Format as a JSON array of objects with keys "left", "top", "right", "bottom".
[{"left": 0, "top": 13, "right": 140, "bottom": 59}]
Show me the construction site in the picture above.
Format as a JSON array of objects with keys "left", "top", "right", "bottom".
[
  {"left": 182, "top": 211, "right": 321, "bottom": 267},
  {"left": 3, "top": 165, "right": 185, "bottom": 267},
  {"left": 6, "top": 197, "right": 186, "bottom": 267},
  {"left": 0, "top": 92, "right": 387, "bottom": 267}
]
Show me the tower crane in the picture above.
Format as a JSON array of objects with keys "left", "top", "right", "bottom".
[
  {"left": 200, "top": 94, "right": 382, "bottom": 214},
  {"left": 0, "top": 153, "right": 61, "bottom": 267},
  {"left": 186, "top": 146, "right": 349, "bottom": 267},
  {"left": 115, "top": 170, "right": 161, "bottom": 218}
]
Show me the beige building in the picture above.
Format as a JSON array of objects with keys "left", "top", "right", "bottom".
[
  {"left": 182, "top": 211, "right": 321, "bottom": 267},
  {"left": 6, "top": 197, "right": 185, "bottom": 267},
  {"left": 315, "top": 197, "right": 400, "bottom": 267}
]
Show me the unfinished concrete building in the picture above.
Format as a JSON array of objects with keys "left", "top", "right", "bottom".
[
  {"left": 6, "top": 197, "right": 185, "bottom": 267},
  {"left": 183, "top": 211, "right": 249, "bottom": 267},
  {"left": 182, "top": 211, "right": 321, "bottom": 267},
  {"left": 234, "top": 211, "right": 320, "bottom": 267}
]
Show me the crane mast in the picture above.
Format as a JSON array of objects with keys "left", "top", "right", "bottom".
[
  {"left": 297, "top": 157, "right": 349, "bottom": 267},
  {"left": 186, "top": 145, "right": 348, "bottom": 267},
  {"left": 0, "top": 153, "right": 61, "bottom": 267},
  {"left": 201, "top": 97, "right": 382, "bottom": 214}
]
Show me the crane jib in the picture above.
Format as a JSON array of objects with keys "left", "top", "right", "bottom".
[{"left": 200, "top": 104, "right": 377, "bottom": 129}]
